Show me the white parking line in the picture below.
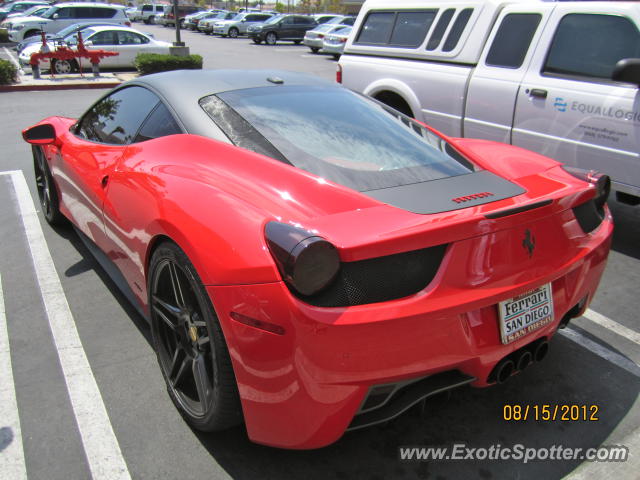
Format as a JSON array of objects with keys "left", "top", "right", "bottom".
[
  {"left": 1, "top": 170, "right": 131, "bottom": 480},
  {"left": 583, "top": 308, "right": 640, "bottom": 346},
  {"left": 559, "top": 328, "right": 640, "bottom": 377},
  {"left": 0, "top": 274, "right": 28, "bottom": 480}
]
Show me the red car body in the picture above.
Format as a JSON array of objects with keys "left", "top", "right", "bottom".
[{"left": 23, "top": 71, "right": 612, "bottom": 449}]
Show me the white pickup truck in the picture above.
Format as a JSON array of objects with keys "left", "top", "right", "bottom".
[{"left": 339, "top": 0, "right": 640, "bottom": 205}]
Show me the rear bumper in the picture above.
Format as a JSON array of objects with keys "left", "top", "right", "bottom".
[
  {"left": 321, "top": 43, "right": 344, "bottom": 55},
  {"left": 303, "top": 37, "right": 323, "bottom": 48},
  {"left": 207, "top": 210, "right": 612, "bottom": 449}
]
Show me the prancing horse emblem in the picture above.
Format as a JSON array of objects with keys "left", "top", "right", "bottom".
[{"left": 522, "top": 229, "right": 535, "bottom": 258}]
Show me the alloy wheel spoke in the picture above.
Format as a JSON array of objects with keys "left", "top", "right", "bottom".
[
  {"left": 152, "top": 295, "right": 180, "bottom": 331},
  {"left": 169, "top": 347, "right": 189, "bottom": 387},
  {"left": 168, "top": 262, "right": 186, "bottom": 308},
  {"left": 192, "top": 353, "right": 212, "bottom": 406}
]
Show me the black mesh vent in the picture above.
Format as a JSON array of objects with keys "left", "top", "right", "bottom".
[
  {"left": 572, "top": 199, "right": 604, "bottom": 234},
  {"left": 297, "top": 244, "right": 448, "bottom": 307}
]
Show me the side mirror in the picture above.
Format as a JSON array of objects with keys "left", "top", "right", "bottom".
[
  {"left": 612, "top": 58, "right": 640, "bottom": 87},
  {"left": 241, "top": 19, "right": 246, "bottom": 22},
  {"left": 22, "top": 123, "right": 56, "bottom": 145},
  {"left": 84, "top": 40, "right": 93, "bottom": 46}
]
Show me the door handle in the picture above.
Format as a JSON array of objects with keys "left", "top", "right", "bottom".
[
  {"left": 529, "top": 88, "right": 548, "bottom": 99},
  {"left": 101, "top": 175, "right": 109, "bottom": 188}
]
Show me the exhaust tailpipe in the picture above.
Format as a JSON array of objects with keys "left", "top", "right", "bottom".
[
  {"left": 516, "top": 350, "right": 533, "bottom": 371},
  {"left": 495, "top": 359, "right": 515, "bottom": 384},
  {"left": 534, "top": 340, "right": 549, "bottom": 362}
]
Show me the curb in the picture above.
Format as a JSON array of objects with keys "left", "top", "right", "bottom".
[{"left": 0, "top": 80, "right": 122, "bottom": 92}]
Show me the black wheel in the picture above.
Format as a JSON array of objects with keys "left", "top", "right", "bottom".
[
  {"left": 228, "top": 27, "right": 239, "bottom": 38},
  {"left": 310, "top": 47, "right": 319, "bottom": 53},
  {"left": 51, "top": 58, "right": 77, "bottom": 74},
  {"left": 265, "top": 31, "right": 277, "bottom": 45},
  {"left": 149, "top": 242, "right": 242, "bottom": 431},
  {"left": 293, "top": 40, "right": 301, "bottom": 45},
  {"left": 333, "top": 54, "right": 340, "bottom": 60},
  {"left": 33, "top": 145, "right": 65, "bottom": 226},
  {"left": 252, "top": 37, "right": 261, "bottom": 44}
]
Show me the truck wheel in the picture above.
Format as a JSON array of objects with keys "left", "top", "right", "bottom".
[{"left": 374, "top": 91, "right": 414, "bottom": 118}]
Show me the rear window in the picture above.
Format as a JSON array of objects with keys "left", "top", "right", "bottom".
[
  {"left": 356, "top": 10, "right": 437, "bottom": 48},
  {"left": 486, "top": 13, "right": 541, "bottom": 68},
  {"left": 442, "top": 8, "right": 473, "bottom": 52},
  {"left": 200, "top": 85, "right": 475, "bottom": 192}
]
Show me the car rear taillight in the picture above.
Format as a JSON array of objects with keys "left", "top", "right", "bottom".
[
  {"left": 265, "top": 222, "right": 340, "bottom": 297},
  {"left": 563, "top": 166, "right": 610, "bottom": 210},
  {"left": 340, "top": 37, "right": 347, "bottom": 43},
  {"left": 563, "top": 166, "right": 611, "bottom": 234},
  {"left": 125, "top": 21, "right": 131, "bottom": 26},
  {"left": 336, "top": 63, "right": 342, "bottom": 83},
  {"left": 318, "top": 34, "right": 324, "bottom": 39}
]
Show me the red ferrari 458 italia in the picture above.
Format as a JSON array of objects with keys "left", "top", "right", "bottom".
[{"left": 22, "top": 70, "right": 612, "bottom": 449}]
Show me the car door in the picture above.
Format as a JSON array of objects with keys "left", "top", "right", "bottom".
[
  {"left": 47, "top": 6, "right": 74, "bottom": 32},
  {"left": 114, "top": 30, "right": 153, "bottom": 67},
  {"left": 464, "top": 4, "right": 552, "bottom": 143},
  {"left": 58, "top": 86, "right": 160, "bottom": 249},
  {"left": 512, "top": 3, "right": 640, "bottom": 196},
  {"left": 292, "top": 16, "right": 314, "bottom": 39},
  {"left": 101, "top": 100, "right": 184, "bottom": 304},
  {"left": 85, "top": 29, "right": 122, "bottom": 68},
  {"left": 242, "top": 14, "right": 269, "bottom": 34}
]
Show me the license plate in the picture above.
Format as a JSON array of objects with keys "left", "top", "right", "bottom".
[{"left": 498, "top": 284, "right": 554, "bottom": 345}]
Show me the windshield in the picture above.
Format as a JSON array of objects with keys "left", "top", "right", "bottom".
[
  {"left": 40, "top": 6, "right": 58, "bottom": 19},
  {"left": 200, "top": 86, "right": 476, "bottom": 192},
  {"left": 19, "top": 5, "right": 44, "bottom": 16},
  {"left": 230, "top": 13, "right": 244, "bottom": 21},
  {"left": 64, "top": 27, "right": 96, "bottom": 44},
  {"left": 334, "top": 26, "right": 351, "bottom": 35}
]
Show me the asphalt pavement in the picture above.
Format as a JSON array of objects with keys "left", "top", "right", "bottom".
[{"left": 0, "top": 25, "right": 639, "bottom": 480}]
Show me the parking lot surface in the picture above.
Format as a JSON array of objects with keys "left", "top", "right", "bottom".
[{"left": 0, "top": 28, "right": 639, "bottom": 480}]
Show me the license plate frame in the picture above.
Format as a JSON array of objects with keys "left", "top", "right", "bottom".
[{"left": 498, "top": 284, "right": 554, "bottom": 345}]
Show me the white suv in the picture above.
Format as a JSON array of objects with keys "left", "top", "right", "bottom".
[{"left": 8, "top": 2, "right": 130, "bottom": 42}]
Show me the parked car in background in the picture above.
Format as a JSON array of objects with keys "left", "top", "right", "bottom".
[
  {"left": 303, "top": 15, "right": 355, "bottom": 53},
  {"left": 312, "top": 13, "right": 340, "bottom": 24},
  {"left": 321, "top": 25, "right": 352, "bottom": 59},
  {"left": 8, "top": 2, "right": 130, "bottom": 42},
  {"left": 14, "top": 20, "right": 122, "bottom": 53},
  {"left": 130, "top": 3, "right": 167, "bottom": 24},
  {"left": 212, "top": 11, "right": 273, "bottom": 38},
  {"left": 197, "top": 10, "right": 234, "bottom": 34},
  {"left": 184, "top": 10, "right": 222, "bottom": 31},
  {"left": 2, "top": 3, "right": 47, "bottom": 21},
  {"left": 248, "top": 14, "right": 317, "bottom": 45},
  {"left": 162, "top": 4, "right": 200, "bottom": 27},
  {"left": 0, "top": 0, "right": 48, "bottom": 22},
  {"left": 19, "top": 25, "right": 170, "bottom": 73}
]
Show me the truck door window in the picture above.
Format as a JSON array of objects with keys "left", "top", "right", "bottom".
[
  {"left": 544, "top": 14, "right": 640, "bottom": 80},
  {"left": 442, "top": 8, "right": 473, "bottom": 52},
  {"left": 426, "top": 8, "right": 454, "bottom": 50},
  {"left": 486, "top": 13, "right": 541, "bottom": 68}
]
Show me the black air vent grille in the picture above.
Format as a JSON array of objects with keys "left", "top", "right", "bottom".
[{"left": 297, "top": 244, "right": 448, "bottom": 307}]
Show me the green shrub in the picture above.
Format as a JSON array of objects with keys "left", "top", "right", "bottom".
[
  {"left": 0, "top": 59, "right": 17, "bottom": 85},
  {"left": 134, "top": 53, "right": 203, "bottom": 75},
  {"left": 0, "top": 28, "right": 9, "bottom": 43}
]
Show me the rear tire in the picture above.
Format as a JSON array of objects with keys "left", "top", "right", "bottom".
[
  {"left": 293, "top": 40, "right": 301, "bottom": 45},
  {"left": 310, "top": 47, "right": 319, "bottom": 53},
  {"left": 51, "top": 58, "right": 77, "bottom": 75},
  {"left": 149, "top": 241, "right": 242, "bottom": 432}
]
